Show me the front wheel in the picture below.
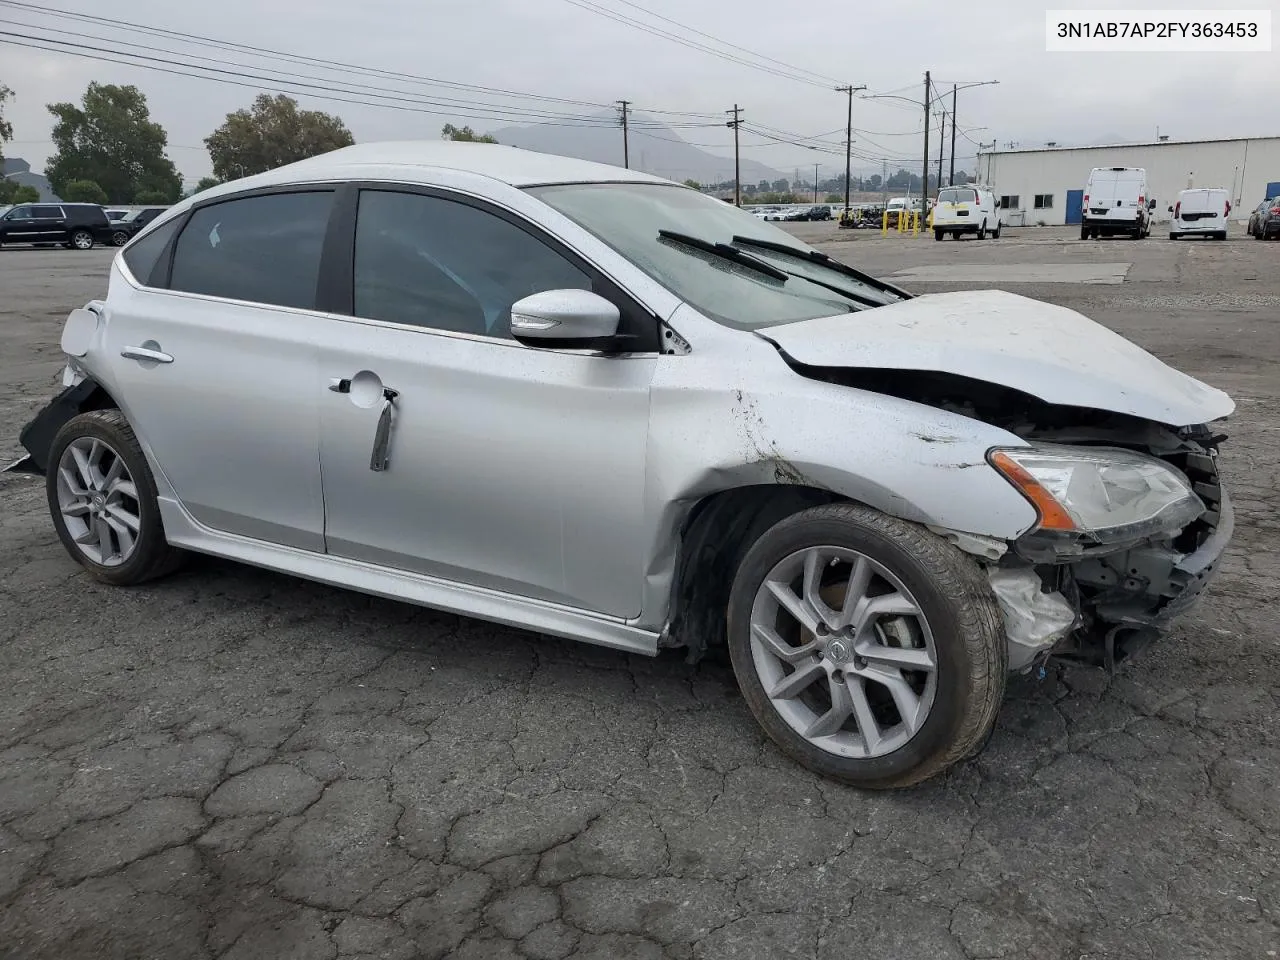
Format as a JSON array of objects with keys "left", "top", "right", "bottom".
[
  {"left": 111, "top": 230, "right": 129, "bottom": 247},
  {"left": 46, "top": 410, "right": 187, "bottom": 586},
  {"left": 933, "top": 229, "right": 943, "bottom": 241},
  {"left": 977, "top": 221, "right": 987, "bottom": 240},
  {"left": 991, "top": 223, "right": 1001, "bottom": 239},
  {"left": 726, "top": 503, "right": 1007, "bottom": 789}
]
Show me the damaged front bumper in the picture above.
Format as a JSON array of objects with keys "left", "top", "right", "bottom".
[{"left": 985, "top": 440, "right": 1233, "bottom": 672}]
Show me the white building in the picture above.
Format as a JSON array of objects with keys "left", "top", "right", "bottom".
[{"left": 977, "top": 136, "right": 1280, "bottom": 227}]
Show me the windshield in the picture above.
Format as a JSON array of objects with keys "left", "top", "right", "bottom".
[{"left": 529, "top": 182, "right": 899, "bottom": 329}]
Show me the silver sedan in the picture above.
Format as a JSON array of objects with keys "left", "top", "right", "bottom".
[{"left": 7, "top": 142, "right": 1234, "bottom": 788}]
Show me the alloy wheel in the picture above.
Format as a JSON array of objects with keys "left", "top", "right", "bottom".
[
  {"left": 72, "top": 231, "right": 93, "bottom": 250},
  {"left": 55, "top": 437, "right": 142, "bottom": 566},
  {"left": 748, "top": 546, "right": 938, "bottom": 759}
]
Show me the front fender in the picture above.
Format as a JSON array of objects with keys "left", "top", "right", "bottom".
[{"left": 646, "top": 339, "right": 1039, "bottom": 541}]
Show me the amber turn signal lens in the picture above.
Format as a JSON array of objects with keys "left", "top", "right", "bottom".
[{"left": 989, "top": 451, "right": 1078, "bottom": 532}]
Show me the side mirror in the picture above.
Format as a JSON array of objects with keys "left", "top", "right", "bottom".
[
  {"left": 1167, "top": 205, "right": 1173, "bottom": 212},
  {"left": 510, "top": 289, "right": 621, "bottom": 350},
  {"left": 1148, "top": 199, "right": 1157, "bottom": 209}
]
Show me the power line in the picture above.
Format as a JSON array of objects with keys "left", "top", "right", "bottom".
[
  {"left": 556, "top": 0, "right": 835, "bottom": 89},
  {"left": 588, "top": 0, "right": 841, "bottom": 87}
]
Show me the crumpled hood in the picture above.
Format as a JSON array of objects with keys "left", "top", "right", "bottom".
[{"left": 757, "top": 289, "right": 1234, "bottom": 427}]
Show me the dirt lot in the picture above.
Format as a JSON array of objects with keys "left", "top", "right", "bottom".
[{"left": 1, "top": 227, "right": 1277, "bottom": 960}]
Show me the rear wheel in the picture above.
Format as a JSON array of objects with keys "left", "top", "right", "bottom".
[
  {"left": 1080, "top": 226, "right": 1090, "bottom": 241},
  {"left": 111, "top": 229, "right": 129, "bottom": 247},
  {"left": 46, "top": 410, "right": 186, "bottom": 586},
  {"left": 70, "top": 230, "right": 94, "bottom": 250},
  {"left": 1170, "top": 233, "right": 1179, "bottom": 240},
  {"left": 1215, "top": 231, "right": 1227, "bottom": 241},
  {"left": 726, "top": 503, "right": 1006, "bottom": 789}
]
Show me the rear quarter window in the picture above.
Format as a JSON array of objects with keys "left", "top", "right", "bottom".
[{"left": 122, "top": 216, "right": 184, "bottom": 287}]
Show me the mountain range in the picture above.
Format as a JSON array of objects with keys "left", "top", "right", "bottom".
[{"left": 487, "top": 113, "right": 786, "bottom": 185}]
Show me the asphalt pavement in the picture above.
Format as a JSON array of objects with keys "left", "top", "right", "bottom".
[{"left": 1, "top": 226, "right": 1277, "bottom": 959}]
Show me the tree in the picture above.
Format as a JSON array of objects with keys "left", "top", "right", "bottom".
[
  {"left": 134, "top": 188, "right": 171, "bottom": 204},
  {"left": 0, "top": 84, "right": 13, "bottom": 164},
  {"left": 0, "top": 181, "right": 38, "bottom": 204},
  {"left": 62, "top": 179, "right": 109, "bottom": 204},
  {"left": 45, "top": 83, "right": 182, "bottom": 204},
  {"left": 682, "top": 179, "right": 702, "bottom": 190},
  {"left": 205, "top": 94, "right": 354, "bottom": 181},
  {"left": 441, "top": 123, "right": 498, "bottom": 143},
  {"left": 192, "top": 176, "right": 220, "bottom": 194},
  {"left": 771, "top": 178, "right": 789, "bottom": 192}
]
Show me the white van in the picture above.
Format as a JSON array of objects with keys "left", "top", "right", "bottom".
[
  {"left": 884, "top": 196, "right": 921, "bottom": 227},
  {"left": 1081, "top": 167, "right": 1155, "bottom": 240},
  {"left": 1168, "top": 188, "right": 1230, "bottom": 241},
  {"left": 932, "top": 185, "right": 1001, "bottom": 240}
]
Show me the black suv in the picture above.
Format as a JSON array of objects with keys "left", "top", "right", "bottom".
[
  {"left": 0, "top": 203, "right": 114, "bottom": 250},
  {"left": 113, "top": 206, "right": 169, "bottom": 245}
]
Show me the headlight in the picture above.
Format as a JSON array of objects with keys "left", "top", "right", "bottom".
[{"left": 989, "top": 444, "right": 1204, "bottom": 543}]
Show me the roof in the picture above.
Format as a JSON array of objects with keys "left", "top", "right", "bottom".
[
  {"left": 271, "top": 140, "right": 671, "bottom": 188},
  {"left": 978, "top": 135, "right": 1280, "bottom": 156}
]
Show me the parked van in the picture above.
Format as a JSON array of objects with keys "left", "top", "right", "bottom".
[
  {"left": 1081, "top": 167, "right": 1154, "bottom": 240},
  {"left": 932, "top": 185, "right": 1001, "bottom": 240},
  {"left": 1168, "top": 188, "right": 1230, "bottom": 241},
  {"left": 884, "top": 196, "right": 921, "bottom": 228}
]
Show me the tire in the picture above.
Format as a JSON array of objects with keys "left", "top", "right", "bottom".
[
  {"left": 1170, "top": 233, "right": 1179, "bottom": 240},
  {"left": 111, "top": 230, "right": 129, "bottom": 247},
  {"left": 991, "top": 223, "right": 1001, "bottom": 239},
  {"left": 1215, "top": 232, "right": 1227, "bottom": 241},
  {"left": 977, "top": 221, "right": 987, "bottom": 240},
  {"left": 70, "top": 229, "right": 94, "bottom": 250},
  {"left": 726, "top": 503, "right": 1006, "bottom": 789},
  {"left": 1080, "top": 226, "right": 1090, "bottom": 241},
  {"left": 46, "top": 409, "right": 187, "bottom": 586},
  {"left": 934, "top": 229, "right": 943, "bottom": 241}
]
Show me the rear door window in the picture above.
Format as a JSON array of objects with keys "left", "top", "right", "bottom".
[
  {"left": 33, "top": 205, "right": 63, "bottom": 218},
  {"left": 169, "top": 191, "right": 334, "bottom": 310}
]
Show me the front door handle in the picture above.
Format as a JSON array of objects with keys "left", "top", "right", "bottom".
[
  {"left": 121, "top": 344, "right": 173, "bottom": 364},
  {"left": 370, "top": 387, "right": 399, "bottom": 472}
]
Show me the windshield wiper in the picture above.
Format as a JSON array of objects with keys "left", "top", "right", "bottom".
[
  {"left": 729, "top": 235, "right": 913, "bottom": 299},
  {"left": 657, "top": 230, "right": 789, "bottom": 282}
]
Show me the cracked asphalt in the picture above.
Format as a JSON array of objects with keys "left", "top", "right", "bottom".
[{"left": 1, "top": 226, "right": 1277, "bottom": 960}]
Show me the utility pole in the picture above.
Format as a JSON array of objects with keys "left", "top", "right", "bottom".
[
  {"left": 726, "top": 104, "right": 743, "bottom": 206},
  {"left": 836, "top": 84, "right": 867, "bottom": 216},
  {"left": 949, "top": 84, "right": 958, "bottom": 186},
  {"left": 937, "top": 111, "right": 945, "bottom": 192},
  {"left": 813, "top": 163, "right": 819, "bottom": 203},
  {"left": 921, "top": 71, "right": 931, "bottom": 216},
  {"left": 616, "top": 100, "right": 631, "bottom": 169}
]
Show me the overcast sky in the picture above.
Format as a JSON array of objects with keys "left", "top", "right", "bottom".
[{"left": 2, "top": 0, "right": 1277, "bottom": 186}]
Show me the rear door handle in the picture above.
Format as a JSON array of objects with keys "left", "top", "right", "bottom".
[{"left": 121, "top": 344, "right": 174, "bottom": 364}]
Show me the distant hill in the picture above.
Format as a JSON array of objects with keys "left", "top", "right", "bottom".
[{"left": 487, "top": 113, "right": 785, "bottom": 185}]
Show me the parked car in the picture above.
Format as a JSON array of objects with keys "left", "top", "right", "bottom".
[
  {"left": 1168, "top": 188, "right": 1230, "bottom": 241},
  {"left": 106, "top": 209, "right": 131, "bottom": 222},
  {"left": 5, "top": 142, "right": 1235, "bottom": 789},
  {"left": 932, "top": 186, "right": 1002, "bottom": 240},
  {"left": 1081, "top": 167, "right": 1155, "bottom": 240},
  {"left": 108, "top": 207, "right": 170, "bottom": 246},
  {"left": 806, "top": 205, "right": 832, "bottom": 221},
  {"left": 1246, "top": 196, "right": 1280, "bottom": 239},
  {"left": 0, "top": 203, "right": 114, "bottom": 250}
]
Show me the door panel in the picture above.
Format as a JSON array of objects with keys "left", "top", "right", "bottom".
[
  {"left": 101, "top": 189, "right": 335, "bottom": 550},
  {"left": 317, "top": 327, "right": 654, "bottom": 616},
  {"left": 105, "top": 292, "right": 325, "bottom": 550},
  {"left": 316, "top": 186, "right": 655, "bottom": 617}
]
